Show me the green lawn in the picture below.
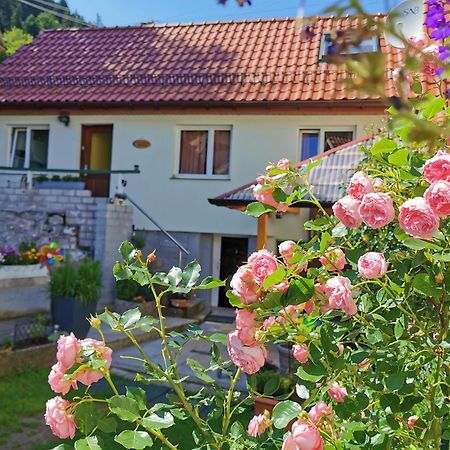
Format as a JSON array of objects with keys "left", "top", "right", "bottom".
[{"left": 0, "top": 367, "right": 252, "bottom": 450}]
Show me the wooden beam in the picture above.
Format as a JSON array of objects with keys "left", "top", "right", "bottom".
[{"left": 256, "top": 213, "right": 268, "bottom": 250}]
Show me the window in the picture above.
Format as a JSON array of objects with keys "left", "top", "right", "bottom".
[
  {"left": 9, "top": 126, "right": 49, "bottom": 169},
  {"left": 177, "top": 126, "right": 231, "bottom": 177},
  {"left": 319, "top": 33, "right": 379, "bottom": 61},
  {"left": 299, "top": 129, "right": 354, "bottom": 160}
]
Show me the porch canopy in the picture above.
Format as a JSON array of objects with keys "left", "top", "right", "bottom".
[{"left": 208, "top": 134, "right": 378, "bottom": 249}]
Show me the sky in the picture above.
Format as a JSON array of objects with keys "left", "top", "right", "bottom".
[{"left": 65, "top": 0, "right": 404, "bottom": 27}]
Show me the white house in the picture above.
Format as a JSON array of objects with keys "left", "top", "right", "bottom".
[{"left": 0, "top": 16, "right": 401, "bottom": 306}]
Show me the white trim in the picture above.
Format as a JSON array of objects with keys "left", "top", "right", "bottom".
[
  {"left": 319, "top": 33, "right": 379, "bottom": 61},
  {"left": 175, "top": 125, "right": 232, "bottom": 178},
  {"left": 8, "top": 125, "right": 50, "bottom": 169}
]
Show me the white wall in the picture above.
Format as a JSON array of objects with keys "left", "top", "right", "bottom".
[{"left": 0, "top": 112, "right": 384, "bottom": 237}]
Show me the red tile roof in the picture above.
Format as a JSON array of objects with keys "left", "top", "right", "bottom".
[{"left": 0, "top": 16, "right": 402, "bottom": 106}]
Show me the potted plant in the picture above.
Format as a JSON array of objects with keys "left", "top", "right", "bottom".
[
  {"left": 49, "top": 258, "right": 102, "bottom": 339},
  {"left": 34, "top": 174, "right": 85, "bottom": 190},
  {"left": 248, "top": 363, "right": 298, "bottom": 415}
]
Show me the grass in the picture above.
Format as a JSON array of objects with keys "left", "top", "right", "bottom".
[{"left": 0, "top": 367, "right": 253, "bottom": 450}]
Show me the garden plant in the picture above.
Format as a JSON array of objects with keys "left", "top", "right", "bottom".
[{"left": 43, "top": 2, "right": 450, "bottom": 449}]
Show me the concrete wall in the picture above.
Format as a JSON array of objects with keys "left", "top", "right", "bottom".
[
  {"left": 0, "top": 187, "right": 133, "bottom": 305},
  {"left": 0, "top": 112, "right": 384, "bottom": 240}
]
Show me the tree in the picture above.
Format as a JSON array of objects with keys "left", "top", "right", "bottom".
[
  {"left": 3, "top": 27, "right": 33, "bottom": 55},
  {"left": 36, "top": 12, "right": 60, "bottom": 31},
  {"left": 22, "top": 14, "right": 40, "bottom": 37}
]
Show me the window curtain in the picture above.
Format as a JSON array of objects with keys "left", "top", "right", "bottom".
[
  {"left": 213, "top": 130, "right": 230, "bottom": 175},
  {"left": 179, "top": 131, "right": 208, "bottom": 174}
]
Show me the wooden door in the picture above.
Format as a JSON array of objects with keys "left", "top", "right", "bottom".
[
  {"left": 80, "top": 125, "right": 113, "bottom": 197},
  {"left": 218, "top": 237, "right": 249, "bottom": 307}
]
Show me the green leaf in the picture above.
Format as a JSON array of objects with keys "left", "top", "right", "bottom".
[
  {"left": 114, "top": 431, "right": 152, "bottom": 450},
  {"left": 119, "top": 241, "right": 135, "bottom": 263},
  {"left": 182, "top": 261, "right": 201, "bottom": 287},
  {"left": 50, "top": 445, "right": 73, "bottom": 450},
  {"left": 196, "top": 276, "right": 226, "bottom": 290},
  {"left": 295, "top": 384, "right": 310, "bottom": 399},
  {"left": 126, "top": 387, "right": 147, "bottom": 411},
  {"left": 245, "top": 202, "right": 275, "bottom": 217},
  {"left": 385, "top": 373, "right": 406, "bottom": 391},
  {"left": 263, "top": 374, "right": 281, "bottom": 395},
  {"left": 286, "top": 278, "right": 315, "bottom": 304},
  {"left": 119, "top": 308, "right": 142, "bottom": 329},
  {"left": 387, "top": 148, "right": 409, "bottom": 166},
  {"left": 419, "top": 95, "right": 445, "bottom": 119},
  {"left": 226, "top": 290, "right": 243, "bottom": 307},
  {"left": 332, "top": 222, "right": 348, "bottom": 237},
  {"left": 209, "top": 333, "right": 228, "bottom": 346},
  {"left": 186, "top": 358, "right": 215, "bottom": 384},
  {"left": 272, "top": 400, "right": 302, "bottom": 429},
  {"left": 166, "top": 267, "right": 182, "bottom": 286},
  {"left": 403, "top": 238, "right": 441, "bottom": 251},
  {"left": 412, "top": 272, "right": 443, "bottom": 298},
  {"left": 108, "top": 396, "right": 141, "bottom": 422},
  {"left": 319, "top": 232, "right": 332, "bottom": 254},
  {"left": 230, "top": 421, "right": 244, "bottom": 438},
  {"left": 262, "top": 266, "right": 286, "bottom": 291},
  {"left": 97, "top": 311, "right": 118, "bottom": 329},
  {"left": 432, "top": 253, "right": 450, "bottom": 262},
  {"left": 135, "top": 316, "right": 157, "bottom": 332},
  {"left": 74, "top": 402, "right": 100, "bottom": 436},
  {"left": 74, "top": 437, "right": 101, "bottom": 450},
  {"left": 394, "top": 321, "right": 404, "bottom": 339},
  {"left": 297, "top": 366, "right": 323, "bottom": 382},
  {"left": 96, "top": 417, "right": 117, "bottom": 433},
  {"left": 370, "top": 138, "right": 397, "bottom": 155},
  {"left": 113, "top": 262, "right": 133, "bottom": 281},
  {"left": 142, "top": 412, "right": 174, "bottom": 430}
]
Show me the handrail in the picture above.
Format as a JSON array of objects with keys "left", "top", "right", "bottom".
[{"left": 0, "top": 165, "right": 140, "bottom": 175}]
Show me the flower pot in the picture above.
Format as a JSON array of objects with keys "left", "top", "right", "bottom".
[
  {"left": 170, "top": 298, "right": 190, "bottom": 308},
  {"left": 50, "top": 296, "right": 97, "bottom": 339},
  {"left": 252, "top": 395, "right": 279, "bottom": 416}
]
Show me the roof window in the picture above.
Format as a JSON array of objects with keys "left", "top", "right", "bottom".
[{"left": 319, "top": 32, "right": 379, "bottom": 62}]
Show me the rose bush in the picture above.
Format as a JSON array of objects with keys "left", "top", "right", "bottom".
[{"left": 44, "top": 2, "right": 450, "bottom": 449}]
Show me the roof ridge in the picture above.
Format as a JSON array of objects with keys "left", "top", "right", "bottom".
[{"left": 38, "top": 13, "right": 386, "bottom": 33}]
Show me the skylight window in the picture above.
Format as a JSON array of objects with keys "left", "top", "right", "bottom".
[{"left": 319, "top": 33, "right": 379, "bottom": 62}]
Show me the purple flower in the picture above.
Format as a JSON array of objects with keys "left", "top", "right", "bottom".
[{"left": 425, "top": 1, "right": 450, "bottom": 40}]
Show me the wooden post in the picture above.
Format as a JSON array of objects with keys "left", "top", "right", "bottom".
[{"left": 256, "top": 213, "right": 268, "bottom": 250}]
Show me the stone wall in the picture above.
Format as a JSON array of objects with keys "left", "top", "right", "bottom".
[{"left": 0, "top": 187, "right": 133, "bottom": 306}]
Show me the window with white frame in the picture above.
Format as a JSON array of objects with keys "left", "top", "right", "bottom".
[
  {"left": 9, "top": 126, "right": 49, "bottom": 169},
  {"left": 177, "top": 126, "right": 231, "bottom": 177},
  {"left": 319, "top": 33, "right": 379, "bottom": 61},
  {"left": 299, "top": 128, "right": 354, "bottom": 161}
]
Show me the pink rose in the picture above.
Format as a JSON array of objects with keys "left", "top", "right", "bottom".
[
  {"left": 398, "top": 197, "right": 440, "bottom": 240},
  {"left": 227, "top": 330, "right": 267, "bottom": 375},
  {"left": 253, "top": 184, "right": 288, "bottom": 212},
  {"left": 248, "top": 249, "right": 278, "bottom": 286},
  {"left": 304, "top": 300, "right": 315, "bottom": 314},
  {"left": 44, "top": 396, "right": 76, "bottom": 439},
  {"left": 75, "top": 339, "right": 112, "bottom": 386},
  {"left": 308, "top": 401, "right": 333, "bottom": 425},
  {"left": 324, "top": 276, "right": 357, "bottom": 316},
  {"left": 279, "top": 240, "right": 308, "bottom": 272},
  {"left": 263, "top": 316, "right": 276, "bottom": 330},
  {"left": 424, "top": 181, "right": 450, "bottom": 218},
  {"left": 373, "top": 178, "right": 385, "bottom": 189},
  {"left": 292, "top": 344, "right": 309, "bottom": 364},
  {"left": 328, "top": 382, "right": 347, "bottom": 403},
  {"left": 359, "top": 192, "right": 395, "bottom": 228},
  {"left": 236, "top": 309, "right": 258, "bottom": 346},
  {"left": 247, "top": 411, "right": 271, "bottom": 437},
  {"left": 277, "top": 158, "right": 290, "bottom": 170},
  {"left": 332, "top": 196, "right": 362, "bottom": 228},
  {"left": 230, "top": 265, "right": 260, "bottom": 305},
  {"left": 283, "top": 420, "right": 324, "bottom": 450},
  {"left": 358, "top": 252, "right": 387, "bottom": 279},
  {"left": 408, "top": 31, "right": 429, "bottom": 49},
  {"left": 319, "top": 248, "right": 346, "bottom": 272},
  {"left": 271, "top": 280, "right": 289, "bottom": 293},
  {"left": 337, "top": 343, "right": 345, "bottom": 356},
  {"left": 56, "top": 333, "right": 80, "bottom": 371},
  {"left": 347, "top": 171, "right": 375, "bottom": 201},
  {"left": 423, "top": 151, "right": 450, "bottom": 183},
  {"left": 422, "top": 45, "right": 440, "bottom": 77},
  {"left": 407, "top": 415, "right": 419, "bottom": 429},
  {"left": 48, "top": 363, "right": 78, "bottom": 395}
]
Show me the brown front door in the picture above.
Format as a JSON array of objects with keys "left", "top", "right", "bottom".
[{"left": 80, "top": 125, "right": 113, "bottom": 197}]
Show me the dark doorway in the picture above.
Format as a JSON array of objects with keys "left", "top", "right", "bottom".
[
  {"left": 218, "top": 237, "right": 249, "bottom": 307},
  {"left": 80, "top": 125, "right": 113, "bottom": 197}
]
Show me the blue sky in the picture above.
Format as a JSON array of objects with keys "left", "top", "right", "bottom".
[{"left": 66, "top": 0, "right": 403, "bottom": 27}]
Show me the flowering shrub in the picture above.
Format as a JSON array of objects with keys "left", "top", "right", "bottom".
[{"left": 44, "top": 4, "right": 450, "bottom": 450}]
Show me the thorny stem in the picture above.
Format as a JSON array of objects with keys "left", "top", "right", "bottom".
[{"left": 222, "top": 368, "right": 241, "bottom": 436}]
